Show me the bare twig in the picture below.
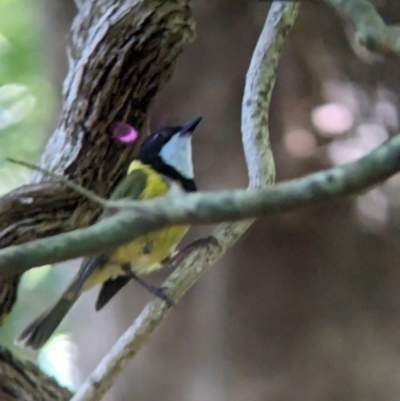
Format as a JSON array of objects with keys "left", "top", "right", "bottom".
[
  {"left": 7, "top": 158, "right": 107, "bottom": 207},
  {"left": 70, "top": 3, "right": 299, "bottom": 401},
  {"left": 323, "top": 0, "right": 400, "bottom": 57}
]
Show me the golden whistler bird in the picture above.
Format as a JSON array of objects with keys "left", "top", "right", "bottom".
[{"left": 17, "top": 116, "right": 202, "bottom": 350}]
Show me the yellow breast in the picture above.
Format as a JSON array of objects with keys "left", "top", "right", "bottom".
[
  {"left": 81, "top": 224, "right": 189, "bottom": 292},
  {"left": 79, "top": 161, "right": 191, "bottom": 292},
  {"left": 110, "top": 160, "right": 189, "bottom": 273},
  {"left": 110, "top": 224, "right": 189, "bottom": 274}
]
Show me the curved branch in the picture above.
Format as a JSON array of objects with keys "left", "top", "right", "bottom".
[
  {"left": 323, "top": 0, "right": 400, "bottom": 56},
  {"left": 70, "top": 3, "right": 299, "bottom": 401},
  {"left": 0, "top": 0, "right": 195, "bottom": 323}
]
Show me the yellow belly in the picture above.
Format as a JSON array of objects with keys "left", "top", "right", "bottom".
[
  {"left": 80, "top": 161, "right": 190, "bottom": 292},
  {"left": 81, "top": 224, "right": 189, "bottom": 291},
  {"left": 110, "top": 161, "right": 190, "bottom": 273},
  {"left": 110, "top": 224, "right": 189, "bottom": 273}
]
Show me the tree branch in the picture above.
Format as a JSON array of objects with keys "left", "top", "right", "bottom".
[
  {"left": 1, "top": 131, "right": 400, "bottom": 279},
  {"left": 7, "top": 158, "right": 107, "bottom": 206},
  {"left": 69, "top": 2, "right": 299, "bottom": 401},
  {"left": 0, "top": 0, "right": 195, "bottom": 323},
  {"left": 323, "top": 0, "right": 400, "bottom": 56},
  {"left": 0, "top": 1, "right": 197, "bottom": 400}
]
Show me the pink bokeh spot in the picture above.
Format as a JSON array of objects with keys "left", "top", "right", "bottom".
[{"left": 112, "top": 122, "right": 139, "bottom": 144}]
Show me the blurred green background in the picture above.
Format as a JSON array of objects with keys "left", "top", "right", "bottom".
[
  {"left": 0, "top": 0, "right": 72, "bottom": 389},
  {"left": 0, "top": 0, "right": 55, "bottom": 192}
]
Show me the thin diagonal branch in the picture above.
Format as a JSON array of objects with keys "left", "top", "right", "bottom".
[
  {"left": 323, "top": 0, "right": 400, "bottom": 56},
  {"left": 7, "top": 158, "right": 107, "bottom": 207},
  {"left": 70, "top": 3, "right": 299, "bottom": 401}
]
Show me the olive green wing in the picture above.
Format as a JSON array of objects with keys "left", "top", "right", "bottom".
[
  {"left": 102, "top": 167, "right": 149, "bottom": 217},
  {"left": 72, "top": 169, "right": 148, "bottom": 296}
]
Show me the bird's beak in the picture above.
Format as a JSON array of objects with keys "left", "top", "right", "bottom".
[{"left": 180, "top": 116, "right": 202, "bottom": 136}]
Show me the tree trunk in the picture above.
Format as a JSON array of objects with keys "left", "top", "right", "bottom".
[{"left": 0, "top": 0, "right": 196, "bottom": 399}]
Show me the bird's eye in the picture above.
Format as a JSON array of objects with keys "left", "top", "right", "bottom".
[
  {"left": 155, "top": 131, "right": 170, "bottom": 140},
  {"left": 150, "top": 128, "right": 174, "bottom": 142}
]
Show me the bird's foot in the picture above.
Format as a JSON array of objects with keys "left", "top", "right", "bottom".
[
  {"left": 162, "top": 236, "right": 220, "bottom": 269},
  {"left": 121, "top": 265, "right": 174, "bottom": 307}
]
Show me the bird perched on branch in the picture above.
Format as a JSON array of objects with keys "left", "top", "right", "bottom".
[{"left": 17, "top": 116, "right": 202, "bottom": 350}]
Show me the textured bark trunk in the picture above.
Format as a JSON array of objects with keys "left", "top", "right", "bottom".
[{"left": 0, "top": 0, "right": 196, "bottom": 399}]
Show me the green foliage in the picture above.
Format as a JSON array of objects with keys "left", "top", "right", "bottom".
[
  {"left": 0, "top": 0, "right": 64, "bottom": 366},
  {"left": 0, "top": 0, "right": 55, "bottom": 193}
]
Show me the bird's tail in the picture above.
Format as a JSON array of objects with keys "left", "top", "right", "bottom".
[{"left": 16, "top": 283, "right": 79, "bottom": 350}]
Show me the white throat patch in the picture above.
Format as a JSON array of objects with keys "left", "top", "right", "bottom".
[{"left": 159, "top": 134, "right": 194, "bottom": 179}]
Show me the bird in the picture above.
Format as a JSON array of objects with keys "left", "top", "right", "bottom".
[{"left": 17, "top": 116, "right": 202, "bottom": 350}]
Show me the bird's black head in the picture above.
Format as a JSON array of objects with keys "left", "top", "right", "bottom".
[{"left": 136, "top": 117, "right": 202, "bottom": 191}]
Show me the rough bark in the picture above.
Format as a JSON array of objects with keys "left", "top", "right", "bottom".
[
  {"left": 0, "top": 0, "right": 195, "bottom": 324},
  {"left": 0, "top": 347, "right": 72, "bottom": 401},
  {"left": 0, "top": 0, "right": 194, "bottom": 399}
]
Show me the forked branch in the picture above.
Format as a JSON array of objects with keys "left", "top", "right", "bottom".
[{"left": 70, "top": 3, "right": 299, "bottom": 401}]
